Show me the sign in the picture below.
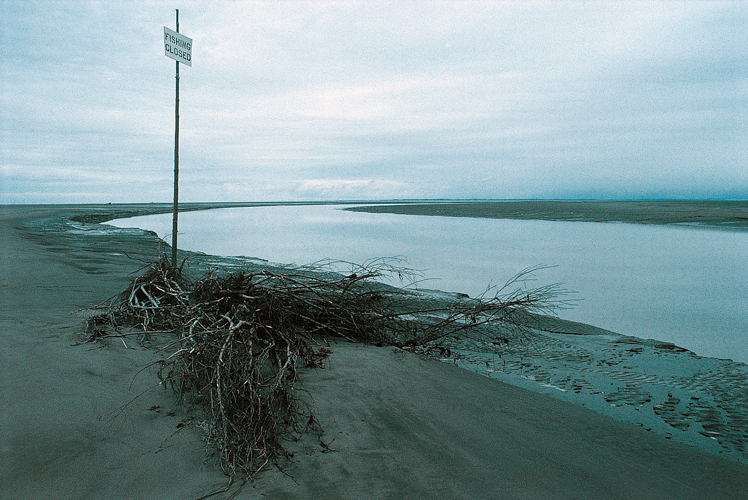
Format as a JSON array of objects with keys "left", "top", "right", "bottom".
[{"left": 164, "top": 27, "right": 192, "bottom": 66}]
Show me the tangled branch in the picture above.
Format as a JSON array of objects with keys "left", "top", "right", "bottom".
[{"left": 87, "top": 256, "right": 568, "bottom": 476}]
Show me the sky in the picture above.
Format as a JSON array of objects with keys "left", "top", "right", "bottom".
[{"left": 1, "top": 1, "right": 746, "bottom": 203}]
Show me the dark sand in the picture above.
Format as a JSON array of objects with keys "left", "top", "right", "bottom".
[
  {"left": 346, "top": 200, "right": 748, "bottom": 231},
  {"left": 2, "top": 204, "right": 747, "bottom": 499}
]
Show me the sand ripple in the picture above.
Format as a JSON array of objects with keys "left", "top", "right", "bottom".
[{"left": 442, "top": 317, "right": 748, "bottom": 463}]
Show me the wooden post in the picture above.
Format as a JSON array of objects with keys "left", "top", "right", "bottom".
[{"left": 171, "top": 9, "right": 180, "bottom": 269}]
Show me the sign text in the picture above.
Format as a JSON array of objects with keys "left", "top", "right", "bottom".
[{"left": 164, "top": 27, "right": 192, "bottom": 66}]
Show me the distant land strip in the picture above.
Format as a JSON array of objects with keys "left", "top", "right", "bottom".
[{"left": 345, "top": 200, "right": 748, "bottom": 231}]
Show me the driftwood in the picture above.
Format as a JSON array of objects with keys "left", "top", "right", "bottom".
[{"left": 87, "top": 256, "right": 566, "bottom": 476}]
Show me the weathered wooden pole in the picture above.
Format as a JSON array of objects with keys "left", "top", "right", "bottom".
[{"left": 172, "top": 8, "right": 180, "bottom": 269}]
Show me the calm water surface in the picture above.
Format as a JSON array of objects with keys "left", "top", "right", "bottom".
[{"left": 110, "top": 205, "right": 748, "bottom": 363}]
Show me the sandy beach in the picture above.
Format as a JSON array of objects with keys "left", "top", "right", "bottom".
[{"left": 2, "top": 204, "right": 748, "bottom": 499}]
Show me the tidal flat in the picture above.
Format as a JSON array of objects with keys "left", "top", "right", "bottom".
[{"left": 3, "top": 203, "right": 747, "bottom": 499}]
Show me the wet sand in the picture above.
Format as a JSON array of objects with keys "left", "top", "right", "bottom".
[{"left": 2, "top": 204, "right": 747, "bottom": 499}]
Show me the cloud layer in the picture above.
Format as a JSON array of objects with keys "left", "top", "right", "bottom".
[{"left": 2, "top": 1, "right": 746, "bottom": 203}]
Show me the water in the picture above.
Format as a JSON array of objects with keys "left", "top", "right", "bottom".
[{"left": 109, "top": 204, "right": 748, "bottom": 363}]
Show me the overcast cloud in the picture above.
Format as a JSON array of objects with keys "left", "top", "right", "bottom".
[{"left": 1, "top": 1, "right": 746, "bottom": 203}]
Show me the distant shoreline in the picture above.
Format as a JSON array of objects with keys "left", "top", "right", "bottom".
[
  {"left": 345, "top": 200, "right": 748, "bottom": 231},
  {"left": 7, "top": 199, "right": 748, "bottom": 232}
]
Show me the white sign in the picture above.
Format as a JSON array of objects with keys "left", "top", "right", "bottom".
[{"left": 164, "top": 27, "right": 192, "bottom": 66}]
